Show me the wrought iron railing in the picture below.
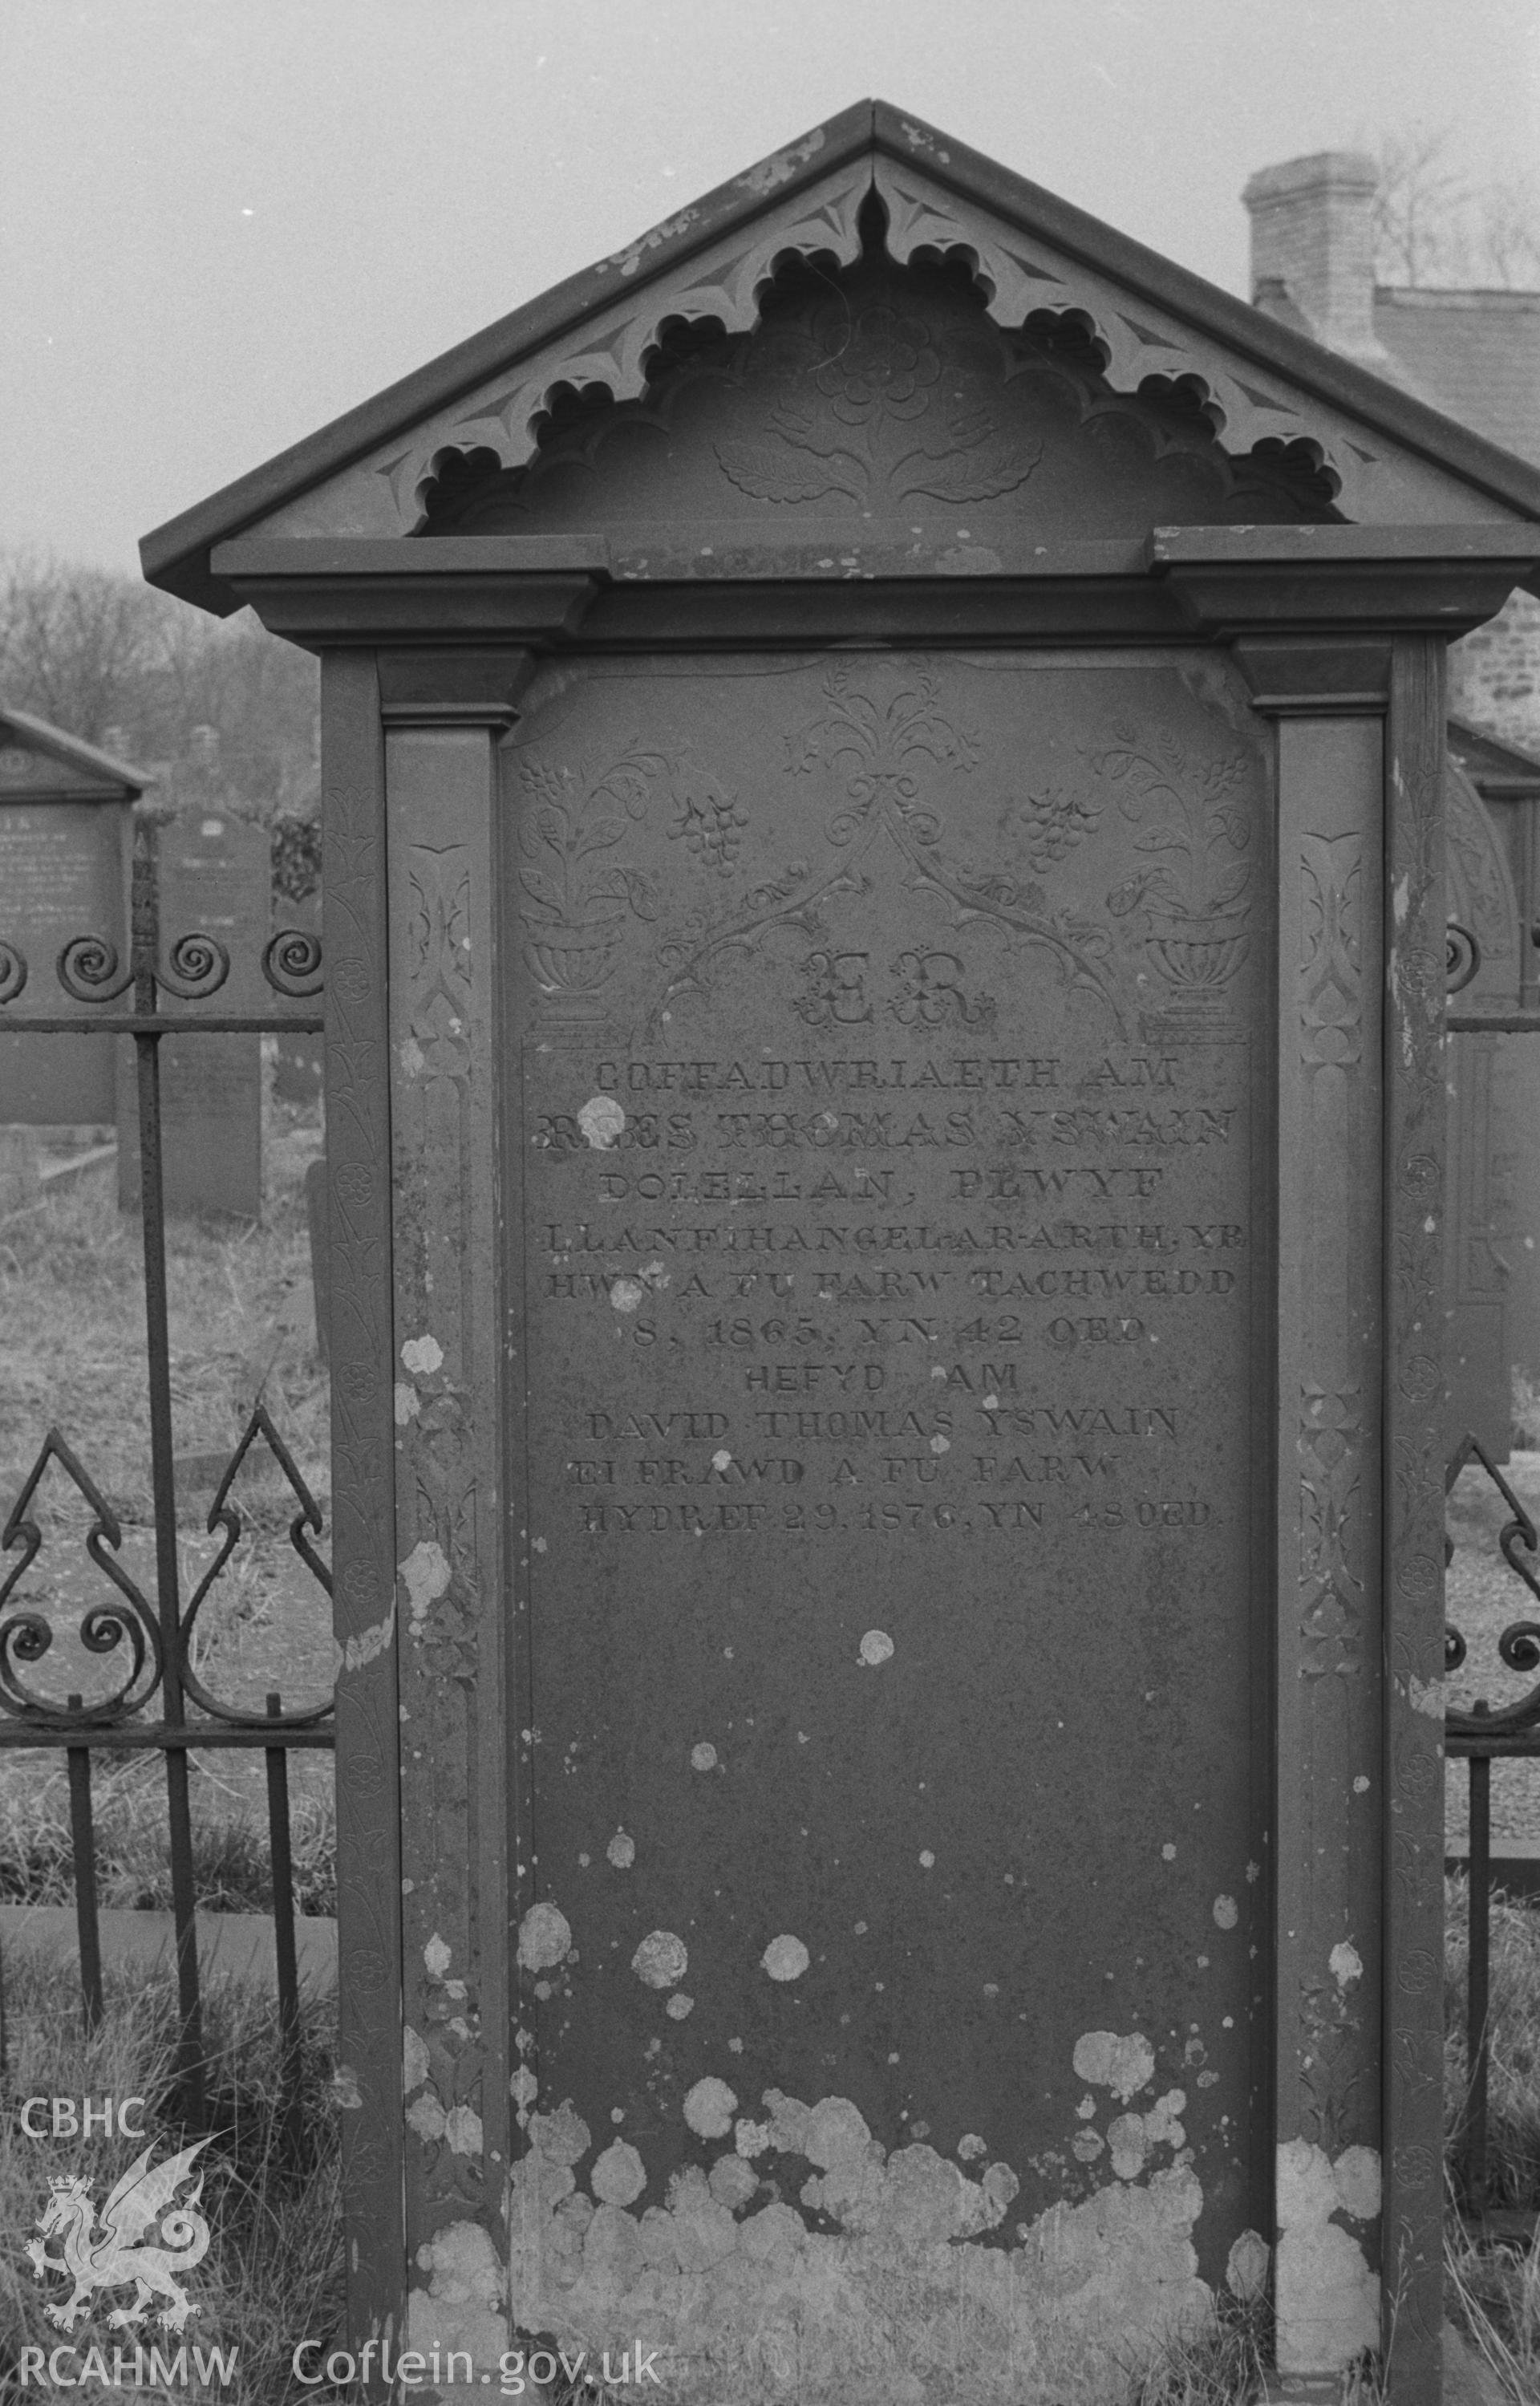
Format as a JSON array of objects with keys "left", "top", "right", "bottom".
[
  {"left": 1445, "top": 1434, "right": 1540, "bottom": 2223},
  {"left": 0, "top": 840, "right": 330, "bottom": 2140}
]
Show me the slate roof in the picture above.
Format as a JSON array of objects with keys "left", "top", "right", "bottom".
[
  {"left": 0, "top": 707, "right": 149, "bottom": 795},
  {"left": 141, "top": 100, "right": 1540, "bottom": 615},
  {"left": 1375, "top": 288, "right": 1540, "bottom": 469}
]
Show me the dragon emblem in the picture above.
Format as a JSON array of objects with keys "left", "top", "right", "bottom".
[{"left": 26, "top": 2138, "right": 211, "bottom": 2331}]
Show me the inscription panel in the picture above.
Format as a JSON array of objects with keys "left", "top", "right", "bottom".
[{"left": 508, "top": 655, "right": 1271, "bottom": 2383}]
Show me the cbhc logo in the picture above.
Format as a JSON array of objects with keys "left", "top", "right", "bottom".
[{"left": 18, "top": 2099, "right": 146, "bottom": 2138}]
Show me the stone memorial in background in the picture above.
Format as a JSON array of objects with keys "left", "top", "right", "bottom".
[
  {"left": 0, "top": 709, "right": 141, "bottom": 1126},
  {"left": 1442, "top": 724, "right": 1540, "bottom": 1459},
  {"left": 272, "top": 886, "right": 324, "bottom": 1103},
  {"left": 118, "top": 809, "right": 266, "bottom": 1219},
  {"left": 143, "top": 103, "right": 1540, "bottom": 2405}
]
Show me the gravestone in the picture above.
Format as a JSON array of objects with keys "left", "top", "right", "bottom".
[
  {"left": 144, "top": 102, "right": 1540, "bottom": 2406},
  {"left": 0, "top": 710, "right": 140, "bottom": 1126},
  {"left": 1444, "top": 723, "right": 1540, "bottom": 1456},
  {"left": 118, "top": 810, "right": 266, "bottom": 1219}
]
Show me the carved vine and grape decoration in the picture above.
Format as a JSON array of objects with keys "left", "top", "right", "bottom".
[{"left": 517, "top": 671, "right": 1258, "bottom": 1042}]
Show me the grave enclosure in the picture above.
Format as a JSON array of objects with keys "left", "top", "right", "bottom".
[{"left": 143, "top": 106, "right": 1540, "bottom": 2404}]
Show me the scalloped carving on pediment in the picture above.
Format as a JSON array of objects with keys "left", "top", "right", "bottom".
[
  {"left": 423, "top": 247, "right": 1337, "bottom": 541},
  {"left": 871, "top": 158, "right": 1493, "bottom": 527},
  {"left": 251, "top": 151, "right": 1511, "bottom": 545}
]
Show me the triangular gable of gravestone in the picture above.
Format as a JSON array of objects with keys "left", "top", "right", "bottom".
[
  {"left": 142, "top": 100, "right": 1540, "bottom": 616},
  {"left": 0, "top": 708, "right": 146, "bottom": 801}
]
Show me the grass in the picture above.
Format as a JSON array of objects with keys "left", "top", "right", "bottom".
[
  {"left": 0, "top": 1756, "right": 335, "bottom": 1917},
  {"left": 1444, "top": 1872, "right": 1540, "bottom": 2400},
  {"left": 0, "top": 1100, "right": 328, "bottom": 1531},
  {"left": 0, "top": 1952, "right": 341, "bottom": 2403}
]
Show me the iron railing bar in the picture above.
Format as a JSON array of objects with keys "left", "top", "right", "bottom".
[
  {"left": 1448, "top": 1010, "right": 1540, "bottom": 1032},
  {"left": 265, "top": 1692, "right": 304, "bottom": 2161},
  {"left": 64, "top": 1705, "right": 103, "bottom": 2033},
  {"left": 133, "top": 1004, "right": 205, "bottom": 2132},
  {"left": 1445, "top": 1733, "right": 1540, "bottom": 1757},
  {"left": 1464, "top": 1745, "right": 1492, "bottom": 2210},
  {"left": 0, "top": 1728, "right": 335, "bottom": 1750},
  {"left": 0, "top": 1015, "right": 322, "bottom": 1036}
]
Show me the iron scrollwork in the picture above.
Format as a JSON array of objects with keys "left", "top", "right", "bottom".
[
  {"left": 0, "top": 1407, "right": 334, "bottom": 1736},
  {"left": 1445, "top": 1434, "right": 1540, "bottom": 1742},
  {"left": 1446, "top": 919, "right": 1480, "bottom": 996}
]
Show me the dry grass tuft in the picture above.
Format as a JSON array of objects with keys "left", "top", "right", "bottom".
[
  {"left": 1120, "top": 2290, "right": 1273, "bottom": 2403},
  {"left": 0, "top": 1951, "right": 341, "bottom": 2402}
]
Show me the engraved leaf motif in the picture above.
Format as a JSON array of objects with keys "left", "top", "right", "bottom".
[
  {"left": 1208, "top": 802, "right": 1252, "bottom": 850},
  {"left": 1209, "top": 858, "right": 1252, "bottom": 911},
  {"left": 898, "top": 438, "right": 1042, "bottom": 504},
  {"left": 575, "top": 816, "right": 626, "bottom": 858},
  {"left": 518, "top": 866, "right": 563, "bottom": 919},
  {"left": 590, "top": 866, "right": 659, "bottom": 923},
  {"left": 714, "top": 439, "right": 856, "bottom": 504}
]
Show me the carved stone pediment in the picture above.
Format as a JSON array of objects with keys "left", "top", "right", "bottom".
[
  {"left": 144, "top": 100, "right": 1540, "bottom": 611},
  {"left": 420, "top": 241, "right": 1335, "bottom": 546}
]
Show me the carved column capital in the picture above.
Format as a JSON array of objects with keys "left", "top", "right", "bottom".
[
  {"left": 377, "top": 647, "right": 540, "bottom": 727},
  {"left": 1229, "top": 637, "right": 1393, "bottom": 716}
]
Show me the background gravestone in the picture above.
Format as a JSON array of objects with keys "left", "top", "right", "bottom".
[
  {"left": 271, "top": 887, "right": 323, "bottom": 1103},
  {"left": 0, "top": 710, "right": 140, "bottom": 1127},
  {"left": 118, "top": 810, "right": 266, "bottom": 1219}
]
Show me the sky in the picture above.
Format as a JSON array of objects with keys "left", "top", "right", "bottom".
[{"left": 4, "top": 0, "right": 1538, "bottom": 580}]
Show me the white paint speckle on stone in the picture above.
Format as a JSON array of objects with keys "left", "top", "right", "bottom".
[
  {"left": 929, "top": 1433, "right": 950, "bottom": 1455},
  {"left": 1226, "top": 2229, "right": 1270, "bottom": 2302},
  {"left": 858, "top": 1629, "right": 894, "bottom": 1666},
  {"left": 957, "top": 2133, "right": 986, "bottom": 2161},
  {"left": 517, "top": 1902, "right": 572, "bottom": 1972},
  {"left": 424, "top": 1933, "right": 452, "bottom": 1979},
  {"left": 1407, "top": 1674, "right": 1445, "bottom": 1719},
  {"left": 761, "top": 1933, "right": 810, "bottom": 1982},
  {"left": 1212, "top": 1895, "right": 1238, "bottom": 1929},
  {"left": 919, "top": 1850, "right": 935, "bottom": 1869},
  {"left": 403, "top": 2027, "right": 430, "bottom": 2092},
  {"left": 1352, "top": 1775, "right": 1370, "bottom": 1794},
  {"left": 1328, "top": 1939, "right": 1363, "bottom": 1990},
  {"left": 606, "top": 1829, "right": 635, "bottom": 1869},
  {"left": 684, "top": 2077, "right": 739, "bottom": 2140},
  {"left": 394, "top": 1382, "right": 421, "bottom": 1425},
  {"left": 666, "top": 1993, "right": 695, "bottom": 2021},
  {"left": 691, "top": 1742, "right": 718, "bottom": 1771},
  {"left": 1161, "top": 1843, "right": 1176, "bottom": 1861},
  {"left": 1275, "top": 2140, "right": 1380, "bottom": 2376},
  {"left": 400, "top": 1540, "right": 451, "bottom": 1633},
  {"left": 578, "top": 1095, "right": 627, "bottom": 1150},
  {"left": 632, "top": 1929, "right": 688, "bottom": 1989},
  {"left": 509, "top": 2067, "right": 538, "bottom": 2108},
  {"left": 610, "top": 1276, "right": 645, "bottom": 1313},
  {"left": 711, "top": 1449, "right": 732, "bottom": 1472},
  {"left": 592, "top": 2139, "right": 647, "bottom": 2206},
  {"left": 401, "top": 1334, "right": 444, "bottom": 1377},
  {"left": 1072, "top": 2030, "right": 1156, "bottom": 2104}
]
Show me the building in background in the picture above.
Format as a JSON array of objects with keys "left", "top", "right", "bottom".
[{"left": 1245, "top": 152, "right": 1540, "bottom": 1454}]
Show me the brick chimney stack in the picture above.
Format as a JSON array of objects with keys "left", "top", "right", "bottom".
[{"left": 1242, "top": 152, "right": 1391, "bottom": 368}]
